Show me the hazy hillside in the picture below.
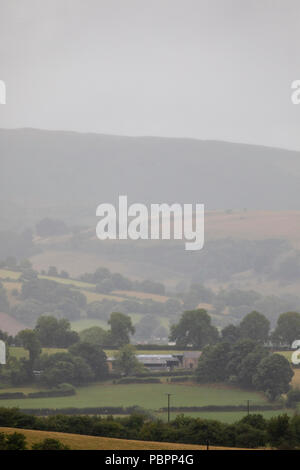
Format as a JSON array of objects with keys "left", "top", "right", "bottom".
[
  {"left": 1, "top": 128, "right": 300, "bottom": 309},
  {"left": 1, "top": 129, "right": 300, "bottom": 230}
]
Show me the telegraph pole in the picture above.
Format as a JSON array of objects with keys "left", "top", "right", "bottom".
[
  {"left": 246, "top": 399, "right": 250, "bottom": 416},
  {"left": 166, "top": 393, "right": 172, "bottom": 423}
]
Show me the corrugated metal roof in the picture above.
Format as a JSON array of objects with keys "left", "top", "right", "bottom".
[
  {"left": 138, "top": 357, "right": 167, "bottom": 365},
  {"left": 183, "top": 351, "right": 202, "bottom": 359},
  {"left": 137, "top": 354, "right": 176, "bottom": 360}
]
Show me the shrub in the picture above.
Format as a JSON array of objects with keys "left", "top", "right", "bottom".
[
  {"left": 0, "top": 392, "right": 26, "bottom": 400},
  {"left": 170, "top": 376, "right": 194, "bottom": 383},
  {"left": 286, "top": 389, "right": 300, "bottom": 408},
  {"left": 116, "top": 377, "right": 161, "bottom": 384},
  {"left": 28, "top": 383, "right": 75, "bottom": 398},
  {"left": 0, "top": 432, "right": 27, "bottom": 450},
  {"left": 32, "top": 438, "right": 70, "bottom": 450}
]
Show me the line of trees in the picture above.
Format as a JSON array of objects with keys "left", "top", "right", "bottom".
[
  {"left": 1, "top": 408, "right": 300, "bottom": 449},
  {"left": 170, "top": 308, "right": 300, "bottom": 349}
]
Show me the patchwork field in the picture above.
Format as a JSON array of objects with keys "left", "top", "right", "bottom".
[
  {"left": 29, "top": 249, "right": 181, "bottom": 286},
  {"left": 39, "top": 275, "right": 96, "bottom": 290},
  {"left": 80, "top": 289, "right": 126, "bottom": 303},
  {"left": 0, "top": 268, "right": 169, "bottom": 305},
  {"left": 112, "top": 290, "right": 171, "bottom": 303}
]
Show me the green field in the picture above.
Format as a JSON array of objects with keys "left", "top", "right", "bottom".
[
  {"left": 0, "top": 269, "right": 21, "bottom": 280},
  {"left": 155, "top": 409, "right": 294, "bottom": 424},
  {"left": 9, "top": 347, "right": 66, "bottom": 360},
  {"left": 39, "top": 275, "right": 96, "bottom": 290},
  {"left": 0, "top": 382, "right": 268, "bottom": 410},
  {"left": 80, "top": 289, "right": 126, "bottom": 303}
]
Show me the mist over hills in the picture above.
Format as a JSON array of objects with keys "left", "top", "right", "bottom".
[
  {"left": 1, "top": 129, "right": 300, "bottom": 327},
  {"left": 1, "top": 128, "right": 300, "bottom": 223}
]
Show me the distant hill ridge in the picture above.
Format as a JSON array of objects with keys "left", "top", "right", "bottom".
[{"left": 0, "top": 128, "right": 300, "bottom": 212}]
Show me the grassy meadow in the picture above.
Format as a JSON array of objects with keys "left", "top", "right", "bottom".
[{"left": 0, "top": 382, "right": 269, "bottom": 410}]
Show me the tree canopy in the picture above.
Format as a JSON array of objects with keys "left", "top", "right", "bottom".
[{"left": 169, "top": 309, "right": 219, "bottom": 348}]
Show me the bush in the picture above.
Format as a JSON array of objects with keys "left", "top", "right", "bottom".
[
  {"left": 0, "top": 392, "right": 26, "bottom": 400},
  {"left": 116, "top": 377, "right": 161, "bottom": 384},
  {"left": 32, "top": 438, "right": 70, "bottom": 450},
  {"left": 0, "top": 432, "right": 27, "bottom": 450},
  {"left": 0, "top": 384, "right": 76, "bottom": 400},
  {"left": 286, "top": 388, "right": 300, "bottom": 408},
  {"left": 28, "top": 383, "right": 75, "bottom": 398},
  {"left": 170, "top": 376, "right": 194, "bottom": 383}
]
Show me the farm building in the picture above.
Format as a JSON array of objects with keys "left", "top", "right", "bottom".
[
  {"left": 136, "top": 354, "right": 180, "bottom": 371},
  {"left": 107, "top": 352, "right": 202, "bottom": 372},
  {"left": 182, "top": 351, "right": 202, "bottom": 369}
]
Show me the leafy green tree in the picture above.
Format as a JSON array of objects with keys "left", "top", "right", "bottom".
[
  {"left": 267, "top": 414, "right": 295, "bottom": 449},
  {"left": 79, "top": 326, "right": 108, "bottom": 346},
  {"left": 114, "top": 345, "right": 144, "bottom": 376},
  {"left": 289, "top": 414, "right": 300, "bottom": 447},
  {"left": 169, "top": 309, "right": 219, "bottom": 348},
  {"left": 16, "top": 329, "right": 41, "bottom": 367},
  {"left": 239, "top": 311, "right": 270, "bottom": 343},
  {"left": 225, "top": 339, "right": 258, "bottom": 378},
  {"left": 134, "top": 315, "right": 161, "bottom": 341},
  {"left": 221, "top": 324, "right": 240, "bottom": 343},
  {"left": 107, "top": 312, "right": 135, "bottom": 347},
  {"left": 196, "top": 342, "right": 231, "bottom": 383},
  {"left": 7, "top": 357, "right": 32, "bottom": 385},
  {"left": 0, "top": 329, "right": 13, "bottom": 345},
  {"left": 68, "top": 342, "right": 108, "bottom": 379},
  {"left": 229, "top": 422, "right": 267, "bottom": 448},
  {"left": 272, "top": 311, "right": 300, "bottom": 346},
  {"left": 239, "top": 414, "right": 267, "bottom": 430},
  {"left": 39, "top": 352, "right": 94, "bottom": 386},
  {"left": 286, "top": 388, "right": 300, "bottom": 408},
  {"left": 35, "top": 316, "right": 79, "bottom": 347},
  {"left": 237, "top": 346, "right": 269, "bottom": 388},
  {"left": 253, "top": 354, "right": 294, "bottom": 401},
  {"left": 41, "top": 360, "right": 76, "bottom": 386}
]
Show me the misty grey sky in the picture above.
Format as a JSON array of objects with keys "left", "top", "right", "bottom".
[{"left": 0, "top": 0, "right": 299, "bottom": 149}]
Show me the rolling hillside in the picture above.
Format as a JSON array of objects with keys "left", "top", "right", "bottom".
[
  {"left": 0, "top": 427, "right": 245, "bottom": 450},
  {"left": 1, "top": 129, "right": 300, "bottom": 232}
]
